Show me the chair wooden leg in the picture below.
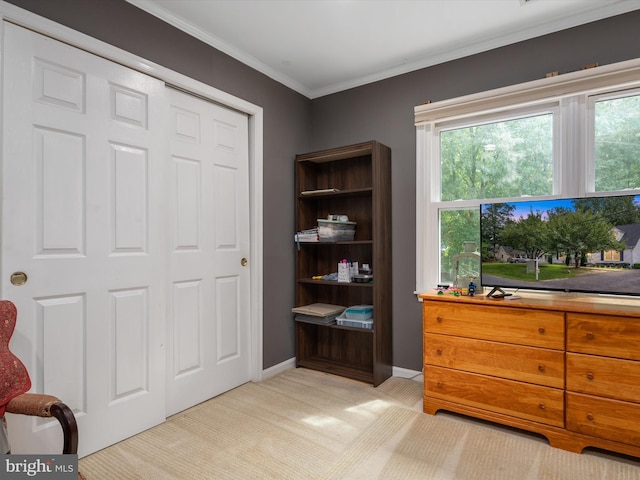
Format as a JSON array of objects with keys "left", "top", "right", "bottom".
[{"left": 49, "top": 402, "right": 78, "bottom": 455}]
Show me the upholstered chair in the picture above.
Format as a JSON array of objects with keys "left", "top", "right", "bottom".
[{"left": 0, "top": 300, "right": 85, "bottom": 479}]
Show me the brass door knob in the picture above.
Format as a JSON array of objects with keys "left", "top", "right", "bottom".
[
  {"left": 10, "top": 271, "right": 28, "bottom": 286},
  {"left": 241, "top": 258, "right": 248, "bottom": 267}
]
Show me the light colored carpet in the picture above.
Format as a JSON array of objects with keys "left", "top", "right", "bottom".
[{"left": 79, "top": 368, "right": 640, "bottom": 479}]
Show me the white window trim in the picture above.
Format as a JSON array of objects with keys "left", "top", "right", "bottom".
[
  {"left": 415, "top": 57, "right": 640, "bottom": 295},
  {"left": 414, "top": 58, "right": 640, "bottom": 124}
]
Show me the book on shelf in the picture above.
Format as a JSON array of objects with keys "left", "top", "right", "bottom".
[
  {"left": 294, "top": 234, "right": 318, "bottom": 242},
  {"left": 292, "top": 303, "right": 345, "bottom": 317},
  {"left": 300, "top": 188, "right": 340, "bottom": 196},
  {"left": 294, "top": 314, "right": 338, "bottom": 325},
  {"left": 293, "top": 303, "right": 346, "bottom": 325},
  {"left": 295, "top": 228, "right": 319, "bottom": 243}
]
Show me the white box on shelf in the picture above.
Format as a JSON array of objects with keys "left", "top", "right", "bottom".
[{"left": 336, "top": 315, "right": 374, "bottom": 329}]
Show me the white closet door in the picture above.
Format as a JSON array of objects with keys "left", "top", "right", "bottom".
[
  {"left": 2, "top": 22, "right": 168, "bottom": 456},
  {"left": 166, "top": 88, "right": 251, "bottom": 416}
]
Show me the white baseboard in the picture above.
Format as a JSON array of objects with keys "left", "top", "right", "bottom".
[
  {"left": 393, "top": 366, "right": 423, "bottom": 381},
  {"left": 262, "top": 358, "right": 423, "bottom": 383},
  {"left": 261, "top": 357, "right": 296, "bottom": 380}
]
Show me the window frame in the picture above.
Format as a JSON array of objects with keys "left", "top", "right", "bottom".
[{"left": 415, "top": 58, "right": 640, "bottom": 295}]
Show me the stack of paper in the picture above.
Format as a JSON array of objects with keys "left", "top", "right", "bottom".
[
  {"left": 295, "top": 228, "right": 319, "bottom": 243},
  {"left": 292, "top": 303, "right": 345, "bottom": 325}
]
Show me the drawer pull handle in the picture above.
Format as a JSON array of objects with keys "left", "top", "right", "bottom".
[
  {"left": 436, "top": 348, "right": 443, "bottom": 356},
  {"left": 586, "top": 332, "right": 595, "bottom": 340},
  {"left": 586, "top": 413, "right": 594, "bottom": 422},
  {"left": 586, "top": 372, "right": 594, "bottom": 380},
  {"left": 538, "top": 403, "right": 546, "bottom": 410},
  {"left": 538, "top": 327, "right": 546, "bottom": 334},
  {"left": 537, "top": 364, "right": 546, "bottom": 373},
  {"left": 436, "top": 316, "right": 443, "bottom": 323},
  {"left": 437, "top": 381, "right": 444, "bottom": 389}
]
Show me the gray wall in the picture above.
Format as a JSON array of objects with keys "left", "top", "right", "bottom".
[
  {"left": 6, "top": 1, "right": 640, "bottom": 371},
  {"left": 310, "top": 11, "right": 640, "bottom": 370}
]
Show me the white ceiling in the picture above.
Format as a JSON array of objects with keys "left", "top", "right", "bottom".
[{"left": 126, "top": 0, "right": 640, "bottom": 99}]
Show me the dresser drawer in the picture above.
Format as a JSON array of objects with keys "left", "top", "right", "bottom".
[
  {"left": 567, "top": 392, "right": 640, "bottom": 446},
  {"left": 567, "top": 313, "right": 640, "bottom": 360},
  {"left": 424, "top": 333, "right": 564, "bottom": 388},
  {"left": 423, "top": 302, "right": 564, "bottom": 349},
  {"left": 424, "top": 365, "right": 564, "bottom": 427},
  {"left": 566, "top": 353, "right": 640, "bottom": 402}
]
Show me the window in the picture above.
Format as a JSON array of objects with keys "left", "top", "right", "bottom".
[
  {"left": 437, "top": 110, "right": 555, "bottom": 283},
  {"left": 593, "top": 92, "right": 640, "bottom": 192},
  {"left": 603, "top": 250, "right": 621, "bottom": 262},
  {"left": 440, "top": 113, "right": 554, "bottom": 201},
  {"left": 439, "top": 208, "right": 480, "bottom": 284},
  {"left": 415, "top": 59, "right": 640, "bottom": 293}
]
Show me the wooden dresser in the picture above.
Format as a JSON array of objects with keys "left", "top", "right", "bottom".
[{"left": 419, "top": 291, "right": 640, "bottom": 457}]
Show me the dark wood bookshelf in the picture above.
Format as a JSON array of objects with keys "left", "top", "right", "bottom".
[{"left": 294, "top": 141, "right": 392, "bottom": 386}]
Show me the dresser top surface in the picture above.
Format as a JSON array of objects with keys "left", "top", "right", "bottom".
[{"left": 419, "top": 290, "right": 640, "bottom": 318}]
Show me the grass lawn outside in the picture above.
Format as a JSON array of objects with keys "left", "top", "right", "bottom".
[{"left": 481, "top": 262, "right": 598, "bottom": 281}]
